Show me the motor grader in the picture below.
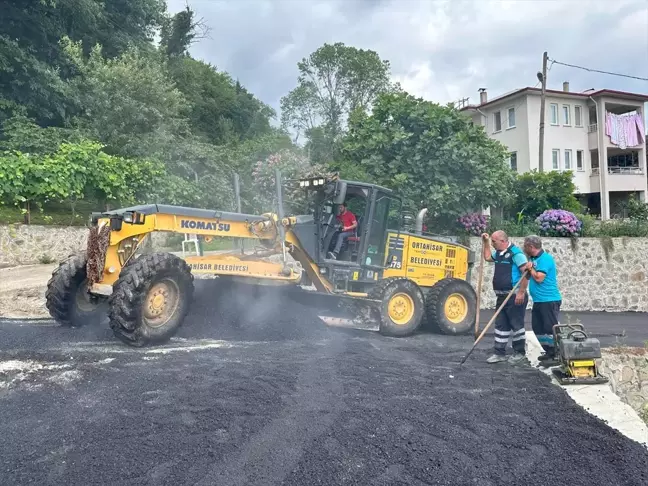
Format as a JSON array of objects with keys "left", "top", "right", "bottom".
[{"left": 45, "top": 171, "right": 478, "bottom": 346}]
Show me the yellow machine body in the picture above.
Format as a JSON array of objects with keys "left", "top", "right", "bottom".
[
  {"left": 89, "top": 209, "right": 471, "bottom": 299},
  {"left": 47, "top": 174, "right": 479, "bottom": 347},
  {"left": 383, "top": 232, "right": 469, "bottom": 286}
]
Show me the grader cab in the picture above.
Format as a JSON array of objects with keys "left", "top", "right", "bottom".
[{"left": 45, "top": 172, "right": 477, "bottom": 346}]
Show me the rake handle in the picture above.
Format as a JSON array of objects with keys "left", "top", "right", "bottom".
[
  {"left": 474, "top": 240, "right": 486, "bottom": 338},
  {"left": 460, "top": 271, "right": 529, "bottom": 365}
]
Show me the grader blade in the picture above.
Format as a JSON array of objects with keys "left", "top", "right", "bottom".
[{"left": 282, "top": 287, "right": 381, "bottom": 331}]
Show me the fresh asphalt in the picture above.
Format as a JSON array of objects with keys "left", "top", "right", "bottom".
[
  {"left": 1, "top": 280, "right": 647, "bottom": 486},
  {"left": 479, "top": 308, "right": 648, "bottom": 348}
]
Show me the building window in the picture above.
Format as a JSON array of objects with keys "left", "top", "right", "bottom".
[
  {"left": 552, "top": 149, "right": 560, "bottom": 170},
  {"left": 563, "top": 105, "right": 571, "bottom": 125},
  {"left": 564, "top": 149, "right": 572, "bottom": 170},
  {"left": 509, "top": 152, "right": 518, "bottom": 171},
  {"left": 507, "top": 107, "right": 516, "bottom": 129},
  {"left": 494, "top": 111, "right": 502, "bottom": 132},
  {"left": 574, "top": 106, "right": 582, "bottom": 127},
  {"left": 550, "top": 104, "right": 559, "bottom": 125},
  {"left": 576, "top": 150, "right": 584, "bottom": 171}
]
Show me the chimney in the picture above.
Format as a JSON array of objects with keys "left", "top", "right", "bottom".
[
  {"left": 478, "top": 88, "right": 487, "bottom": 104},
  {"left": 563, "top": 81, "right": 570, "bottom": 92}
]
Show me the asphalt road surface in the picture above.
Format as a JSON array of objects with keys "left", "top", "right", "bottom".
[
  {"left": 479, "top": 309, "right": 648, "bottom": 348},
  {"left": 1, "top": 280, "right": 647, "bottom": 486}
]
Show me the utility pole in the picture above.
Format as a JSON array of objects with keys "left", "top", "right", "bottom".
[{"left": 538, "top": 51, "right": 548, "bottom": 172}]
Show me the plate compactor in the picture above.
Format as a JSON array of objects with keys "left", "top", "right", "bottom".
[{"left": 550, "top": 324, "right": 609, "bottom": 385}]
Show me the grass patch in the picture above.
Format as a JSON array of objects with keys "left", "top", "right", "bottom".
[{"left": 0, "top": 200, "right": 99, "bottom": 226}]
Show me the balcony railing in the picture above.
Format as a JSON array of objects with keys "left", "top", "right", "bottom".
[
  {"left": 588, "top": 123, "right": 598, "bottom": 133},
  {"left": 591, "top": 166, "right": 644, "bottom": 176}
]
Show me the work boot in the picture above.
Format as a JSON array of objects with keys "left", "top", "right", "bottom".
[
  {"left": 537, "top": 354, "right": 559, "bottom": 367},
  {"left": 486, "top": 354, "right": 508, "bottom": 364},
  {"left": 508, "top": 352, "right": 528, "bottom": 365}
]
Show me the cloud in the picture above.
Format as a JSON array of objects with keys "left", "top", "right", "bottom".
[{"left": 169, "top": 0, "right": 648, "bottom": 116}]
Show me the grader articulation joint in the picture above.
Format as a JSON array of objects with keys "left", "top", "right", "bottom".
[{"left": 46, "top": 171, "right": 478, "bottom": 347}]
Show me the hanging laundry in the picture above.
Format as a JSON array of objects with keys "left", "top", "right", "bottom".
[{"left": 605, "top": 111, "right": 646, "bottom": 149}]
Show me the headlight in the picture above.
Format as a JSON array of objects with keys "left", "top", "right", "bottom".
[{"left": 123, "top": 213, "right": 133, "bottom": 223}]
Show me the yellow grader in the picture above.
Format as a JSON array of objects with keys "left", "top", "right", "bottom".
[{"left": 45, "top": 172, "right": 478, "bottom": 346}]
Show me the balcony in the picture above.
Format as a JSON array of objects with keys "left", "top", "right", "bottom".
[{"left": 590, "top": 166, "right": 646, "bottom": 193}]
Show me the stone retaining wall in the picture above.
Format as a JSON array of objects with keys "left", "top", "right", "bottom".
[
  {"left": 2, "top": 225, "right": 648, "bottom": 313},
  {"left": 0, "top": 224, "right": 168, "bottom": 268},
  {"left": 468, "top": 236, "right": 648, "bottom": 312},
  {"left": 600, "top": 350, "right": 648, "bottom": 423}
]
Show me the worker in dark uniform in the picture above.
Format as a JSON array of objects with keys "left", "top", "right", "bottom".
[
  {"left": 481, "top": 230, "right": 530, "bottom": 364},
  {"left": 522, "top": 235, "right": 562, "bottom": 364}
]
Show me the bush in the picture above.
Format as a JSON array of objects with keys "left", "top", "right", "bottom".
[
  {"left": 626, "top": 194, "right": 648, "bottom": 221},
  {"left": 457, "top": 213, "right": 489, "bottom": 236},
  {"left": 597, "top": 220, "right": 648, "bottom": 237},
  {"left": 536, "top": 209, "right": 582, "bottom": 237},
  {"left": 489, "top": 220, "right": 536, "bottom": 238},
  {"left": 508, "top": 170, "right": 581, "bottom": 221}
]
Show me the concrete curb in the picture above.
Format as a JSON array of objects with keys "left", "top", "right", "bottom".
[{"left": 525, "top": 331, "right": 648, "bottom": 448}]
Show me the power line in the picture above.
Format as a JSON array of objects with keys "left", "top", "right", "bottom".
[{"left": 548, "top": 58, "right": 648, "bottom": 82}]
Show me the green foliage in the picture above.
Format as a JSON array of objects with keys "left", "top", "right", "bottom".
[
  {"left": 329, "top": 159, "right": 373, "bottom": 184},
  {"left": 0, "top": 35, "right": 73, "bottom": 125},
  {"left": 596, "top": 220, "right": 648, "bottom": 237},
  {"left": 160, "top": 6, "right": 196, "bottom": 57},
  {"left": 0, "top": 141, "right": 164, "bottom": 220},
  {"left": 63, "top": 40, "right": 189, "bottom": 158},
  {"left": 341, "top": 91, "right": 514, "bottom": 225},
  {"left": 251, "top": 149, "right": 333, "bottom": 214},
  {"left": 625, "top": 194, "right": 648, "bottom": 221},
  {"left": 508, "top": 170, "right": 581, "bottom": 221},
  {"left": 281, "top": 42, "right": 395, "bottom": 162},
  {"left": 166, "top": 57, "right": 274, "bottom": 145},
  {"left": 0, "top": 0, "right": 166, "bottom": 125},
  {"left": 0, "top": 115, "right": 84, "bottom": 154}
]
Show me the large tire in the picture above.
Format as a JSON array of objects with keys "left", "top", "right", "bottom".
[
  {"left": 370, "top": 277, "right": 425, "bottom": 337},
  {"left": 108, "top": 252, "right": 194, "bottom": 347},
  {"left": 425, "top": 278, "right": 477, "bottom": 335},
  {"left": 45, "top": 252, "right": 107, "bottom": 327}
]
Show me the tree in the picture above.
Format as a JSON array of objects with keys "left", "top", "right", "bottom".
[
  {"left": 160, "top": 6, "right": 210, "bottom": 58},
  {"left": 341, "top": 91, "right": 515, "bottom": 227},
  {"left": 0, "top": 0, "right": 166, "bottom": 125},
  {"left": 508, "top": 170, "right": 581, "bottom": 220},
  {"left": 0, "top": 36, "right": 74, "bottom": 126},
  {"left": 250, "top": 149, "right": 333, "bottom": 214},
  {"left": 166, "top": 57, "right": 275, "bottom": 145},
  {"left": 0, "top": 115, "right": 84, "bottom": 154},
  {"left": 280, "top": 43, "right": 394, "bottom": 159},
  {"left": 63, "top": 39, "right": 189, "bottom": 159}
]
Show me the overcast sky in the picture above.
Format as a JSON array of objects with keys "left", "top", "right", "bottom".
[{"left": 168, "top": 0, "right": 648, "bottom": 118}]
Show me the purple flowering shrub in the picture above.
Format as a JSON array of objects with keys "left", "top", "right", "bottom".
[
  {"left": 536, "top": 209, "right": 582, "bottom": 237},
  {"left": 457, "top": 213, "right": 489, "bottom": 236}
]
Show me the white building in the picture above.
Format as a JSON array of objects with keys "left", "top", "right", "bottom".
[{"left": 460, "top": 84, "right": 648, "bottom": 220}]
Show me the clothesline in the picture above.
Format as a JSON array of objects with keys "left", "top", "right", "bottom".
[{"left": 605, "top": 110, "right": 645, "bottom": 149}]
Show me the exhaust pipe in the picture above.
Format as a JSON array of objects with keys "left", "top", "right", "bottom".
[{"left": 415, "top": 208, "right": 428, "bottom": 234}]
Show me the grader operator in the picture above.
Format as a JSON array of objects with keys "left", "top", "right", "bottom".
[{"left": 45, "top": 172, "right": 478, "bottom": 347}]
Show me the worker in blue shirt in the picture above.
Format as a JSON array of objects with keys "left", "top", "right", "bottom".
[
  {"left": 522, "top": 235, "right": 562, "bottom": 363},
  {"left": 481, "top": 230, "right": 530, "bottom": 364}
]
